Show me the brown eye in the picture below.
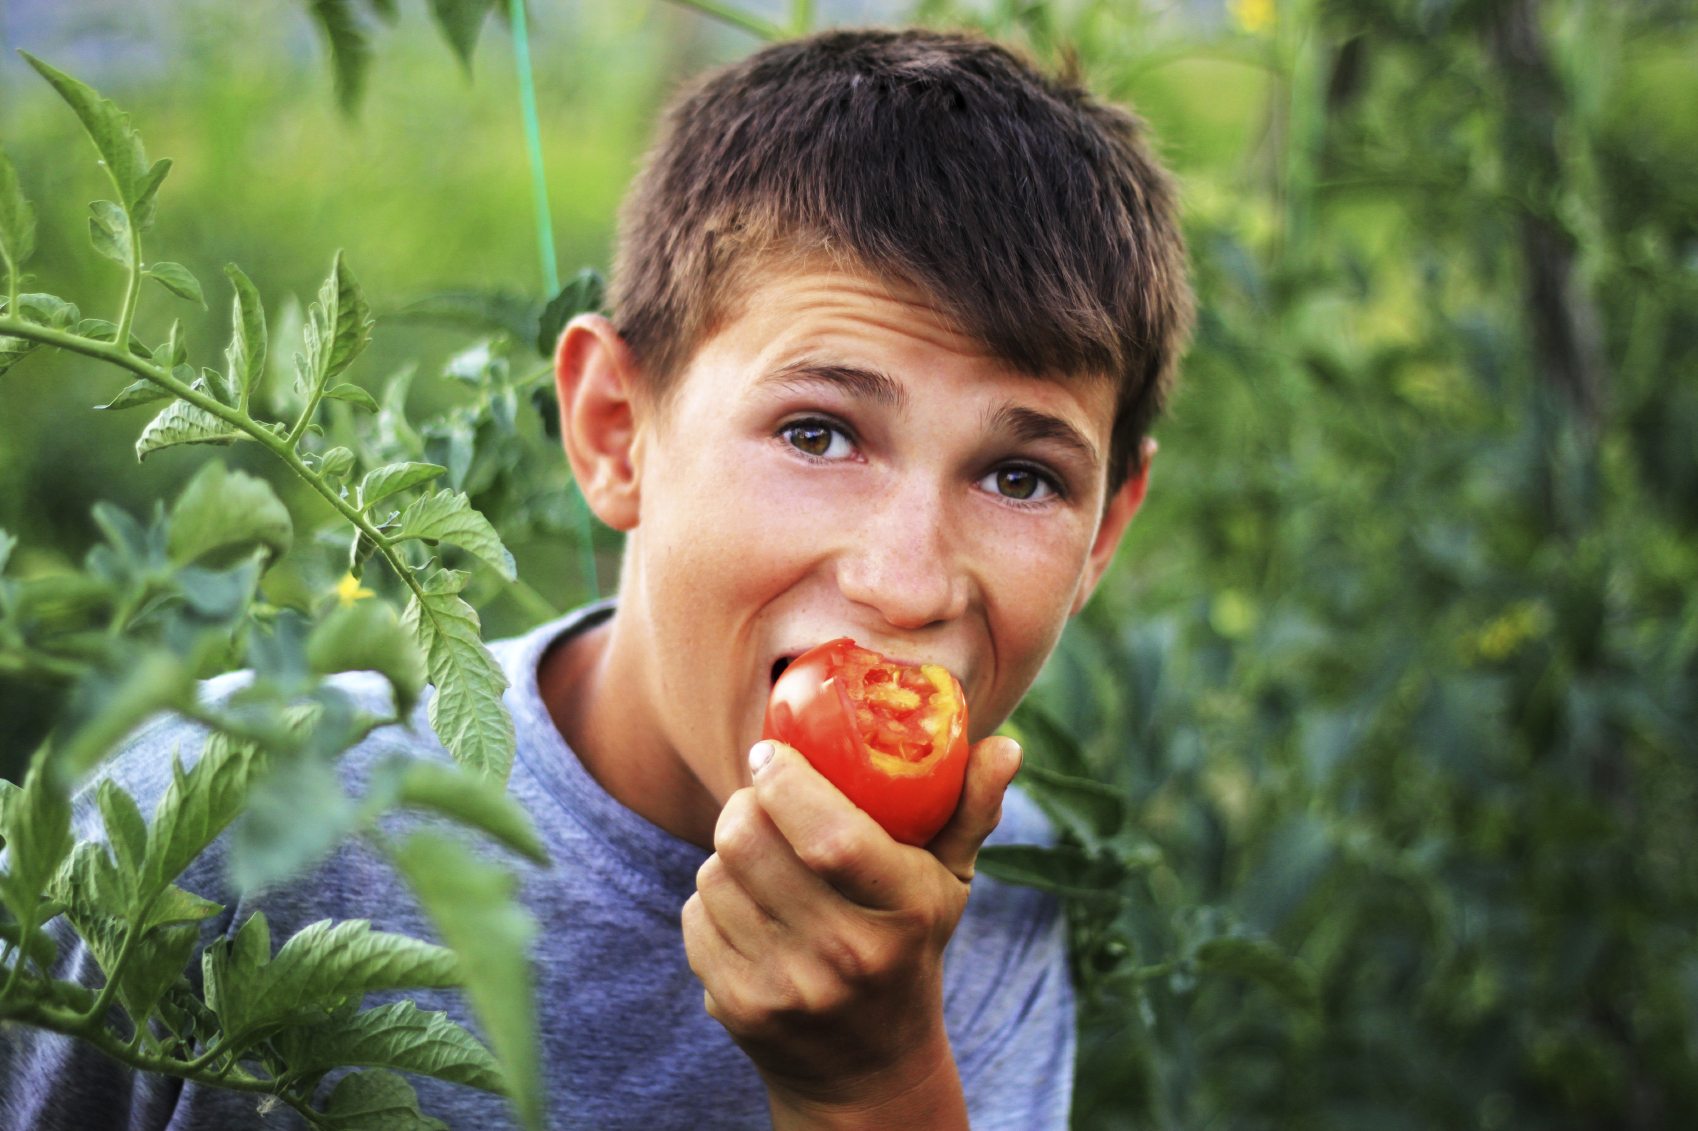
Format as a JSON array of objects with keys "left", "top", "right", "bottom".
[
  {"left": 997, "top": 468, "right": 1039, "bottom": 500},
  {"left": 982, "top": 465, "right": 1058, "bottom": 502},
  {"left": 782, "top": 420, "right": 850, "bottom": 459}
]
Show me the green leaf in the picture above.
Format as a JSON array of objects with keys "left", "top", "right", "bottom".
[
  {"left": 325, "top": 382, "right": 381, "bottom": 412},
  {"left": 359, "top": 462, "right": 445, "bottom": 511},
  {"left": 215, "top": 918, "right": 461, "bottom": 1037},
  {"left": 129, "top": 159, "right": 171, "bottom": 231},
  {"left": 1012, "top": 762, "right": 1127, "bottom": 847},
  {"left": 535, "top": 268, "right": 605, "bottom": 359},
  {"left": 167, "top": 461, "right": 293, "bottom": 568},
  {"left": 296, "top": 252, "right": 374, "bottom": 413},
  {"left": 307, "top": 0, "right": 376, "bottom": 115},
  {"left": 21, "top": 53, "right": 156, "bottom": 213},
  {"left": 0, "top": 334, "right": 33, "bottom": 378},
  {"left": 393, "top": 831, "right": 542, "bottom": 1130},
  {"left": 975, "top": 843, "right": 1128, "bottom": 907},
  {"left": 88, "top": 200, "right": 132, "bottom": 266},
  {"left": 135, "top": 382, "right": 242, "bottom": 460},
  {"left": 96, "top": 780, "right": 148, "bottom": 882},
  {"left": 229, "top": 755, "right": 360, "bottom": 895},
  {"left": 51, "top": 649, "right": 195, "bottom": 786},
  {"left": 318, "top": 1069, "right": 449, "bottom": 1130},
  {"left": 95, "top": 378, "right": 171, "bottom": 411},
  {"left": 308, "top": 600, "right": 427, "bottom": 717},
  {"left": 1194, "top": 936, "right": 1320, "bottom": 1014},
  {"left": 403, "top": 572, "right": 514, "bottom": 781},
  {"left": 0, "top": 917, "right": 58, "bottom": 973},
  {"left": 428, "top": 0, "right": 496, "bottom": 74},
  {"left": 145, "top": 261, "right": 205, "bottom": 307},
  {"left": 0, "top": 145, "right": 36, "bottom": 274},
  {"left": 142, "top": 736, "right": 266, "bottom": 901},
  {"left": 392, "top": 490, "right": 515, "bottom": 580},
  {"left": 222, "top": 263, "right": 267, "bottom": 411},
  {"left": 391, "top": 289, "right": 537, "bottom": 344},
  {"left": 273, "top": 999, "right": 504, "bottom": 1093},
  {"left": 387, "top": 761, "right": 547, "bottom": 864},
  {"left": 0, "top": 762, "right": 73, "bottom": 924}
]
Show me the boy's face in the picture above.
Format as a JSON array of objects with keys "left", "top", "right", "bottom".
[{"left": 575, "top": 267, "right": 1148, "bottom": 815}]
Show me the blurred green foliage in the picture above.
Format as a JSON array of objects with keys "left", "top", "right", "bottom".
[{"left": 3, "top": 0, "right": 1695, "bottom": 1127}]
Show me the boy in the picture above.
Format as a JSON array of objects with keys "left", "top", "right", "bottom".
[{"left": 0, "top": 25, "right": 1188, "bottom": 1131}]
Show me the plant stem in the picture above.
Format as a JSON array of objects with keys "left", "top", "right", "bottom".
[
  {"left": 18, "top": 1000, "right": 282, "bottom": 1095},
  {"left": 115, "top": 220, "right": 144, "bottom": 351},
  {"left": 665, "top": 0, "right": 785, "bottom": 40},
  {"left": 0, "top": 316, "right": 427, "bottom": 611}
]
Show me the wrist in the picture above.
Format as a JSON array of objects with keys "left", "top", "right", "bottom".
[{"left": 762, "top": 1031, "right": 968, "bottom": 1131}]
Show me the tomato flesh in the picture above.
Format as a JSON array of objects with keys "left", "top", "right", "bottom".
[{"left": 763, "top": 638, "right": 970, "bottom": 846}]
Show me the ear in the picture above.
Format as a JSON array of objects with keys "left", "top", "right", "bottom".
[
  {"left": 554, "top": 313, "right": 645, "bottom": 532},
  {"left": 1070, "top": 438, "right": 1156, "bottom": 616}
]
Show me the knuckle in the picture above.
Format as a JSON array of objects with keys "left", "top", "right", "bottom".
[
  {"left": 797, "top": 827, "right": 860, "bottom": 879},
  {"left": 713, "top": 790, "right": 762, "bottom": 862}
]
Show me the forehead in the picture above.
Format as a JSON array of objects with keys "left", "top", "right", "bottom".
[{"left": 675, "top": 267, "right": 1117, "bottom": 428}]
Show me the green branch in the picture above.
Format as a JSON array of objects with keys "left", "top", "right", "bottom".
[{"left": 0, "top": 315, "right": 427, "bottom": 609}]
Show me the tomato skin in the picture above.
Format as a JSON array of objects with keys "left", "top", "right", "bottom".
[{"left": 762, "top": 638, "right": 970, "bottom": 846}]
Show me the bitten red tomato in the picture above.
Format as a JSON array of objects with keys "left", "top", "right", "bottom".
[{"left": 762, "top": 638, "right": 970, "bottom": 847}]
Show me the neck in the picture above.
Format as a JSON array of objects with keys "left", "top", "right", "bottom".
[{"left": 537, "top": 604, "right": 721, "bottom": 849}]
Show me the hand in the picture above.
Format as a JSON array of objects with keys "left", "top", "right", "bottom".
[{"left": 681, "top": 734, "right": 1023, "bottom": 1129}]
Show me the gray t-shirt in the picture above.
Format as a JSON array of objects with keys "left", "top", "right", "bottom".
[{"left": 0, "top": 602, "right": 1074, "bottom": 1129}]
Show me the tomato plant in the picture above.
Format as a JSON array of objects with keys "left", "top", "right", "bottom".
[{"left": 763, "top": 638, "right": 970, "bottom": 846}]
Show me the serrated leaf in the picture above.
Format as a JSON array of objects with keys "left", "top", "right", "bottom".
[
  {"left": 393, "top": 490, "right": 515, "bottom": 580},
  {"left": 0, "top": 145, "right": 36, "bottom": 273},
  {"left": 319, "top": 1069, "right": 448, "bottom": 1130},
  {"left": 274, "top": 999, "right": 504, "bottom": 1093},
  {"left": 88, "top": 199, "right": 132, "bottom": 266},
  {"left": 143, "top": 883, "right": 223, "bottom": 931},
  {"left": 1194, "top": 936, "right": 1319, "bottom": 1014},
  {"left": 217, "top": 918, "right": 461, "bottom": 1037},
  {"left": 308, "top": 600, "right": 427, "bottom": 717},
  {"left": 145, "top": 261, "right": 205, "bottom": 307},
  {"left": 387, "top": 761, "right": 546, "bottom": 864},
  {"left": 223, "top": 263, "right": 267, "bottom": 411},
  {"left": 135, "top": 384, "right": 242, "bottom": 460},
  {"left": 403, "top": 575, "right": 513, "bottom": 780},
  {"left": 975, "top": 843, "right": 1128, "bottom": 907},
  {"left": 535, "top": 268, "right": 605, "bottom": 359},
  {"left": 428, "top": 0, "right": 495, "bottom": 74},
  {"left": 324, "top": 382, "right": 380, "bottom": 412},
  {"left": 393, "top": 831, "right": 542, "bottom": 1130},
  {"left": 0, "top": 762, "right": 73, "bottom": 923},
  {"left": 96, "top": 780, "right": 148, "bottom": 882},
  {"left": 95, "top": 378, "right": 171, "bottom": 411},
  {"left": 142, "top": 737, "right": 266, "bottom": 902},
  {"left": 167, "top": 460, "right": 293, "bottom": 568},
  {"left": 307, "top": 0, "right": 376, "bottom": 115},
  {"left": 130, "top": 159, "right": 171, "bottom": 231},
  {"left": 297, "top": 252, "right": 374, "bottom": 413},
  {"left": 359, "top": 462, "right": 445, "bottom": 510},
  {"left": 21, "top": 53, "right": 154, "bottom": 212}
]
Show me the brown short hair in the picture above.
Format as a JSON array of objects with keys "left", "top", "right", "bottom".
[{"left": 610, "top": 26, "right": 1192, "bottom": 485}]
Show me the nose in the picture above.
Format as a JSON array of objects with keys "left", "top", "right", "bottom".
[{"left": 835, "top": 483, "right": 971, "bottom": 631}]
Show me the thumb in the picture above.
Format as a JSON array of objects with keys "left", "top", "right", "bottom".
[{"left": 927, "top": 736, "right": 1022, "bottom": 883}]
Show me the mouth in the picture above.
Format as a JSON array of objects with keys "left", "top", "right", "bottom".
[{"left": 770, "top": 656, "right": 795, "bottom": 686}]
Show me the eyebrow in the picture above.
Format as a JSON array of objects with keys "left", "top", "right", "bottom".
[
  {"left": 984, "top": 403, "right": 1102, "bottom": 470},
  {"left": 756, "top": 359, "right": 908, "bottom": 410}
]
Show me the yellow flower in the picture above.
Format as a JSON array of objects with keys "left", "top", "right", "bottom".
[
  {"left": 1230, "top": 0, "right": 1276, "bottom": 35},
  {"left": 335, "top": 572, "right": 375, "bottom": 607}
]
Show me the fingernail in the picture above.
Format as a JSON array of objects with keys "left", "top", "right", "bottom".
[
  {"left": 1005, "top": 738, "right": 1024, "bottom": 776},
  {"left": 749, "top": 741, "right": 775, "bottom": 776}
]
